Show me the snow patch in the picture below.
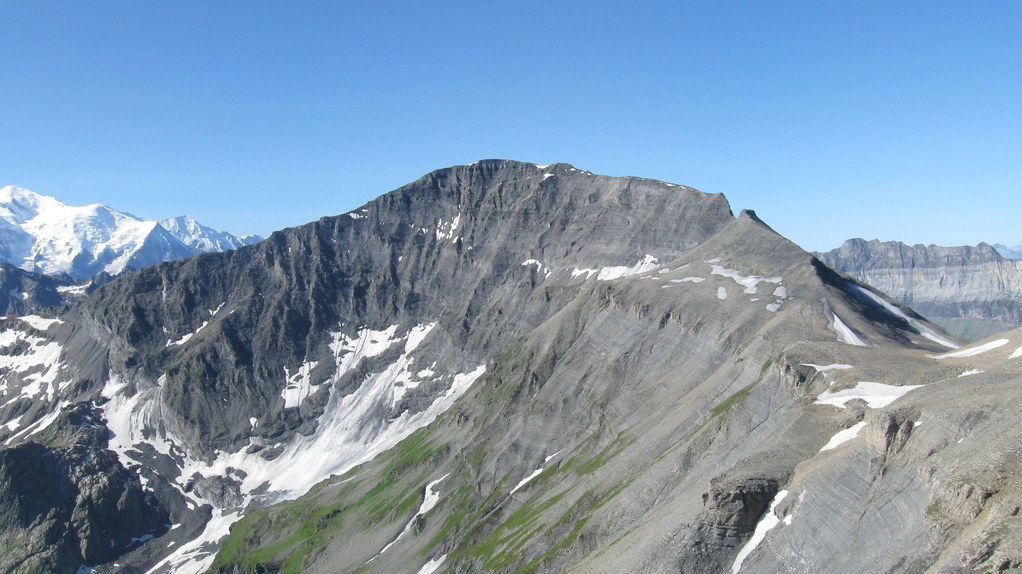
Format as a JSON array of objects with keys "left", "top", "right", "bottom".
[
  {"left": 820, "top": 421, "right": 868, "bottom": 451},
  {"left": 521, "top": 259, "right": 551, "bottom": 278},
  {"left": 0, "top": 327, "right": 67, "bottom": 407},
  {"left": 717, "top": 286, "right": 728, "bottom": 300},
  {"left": 1011, "top": 346, "right": 1022, "bottom": 360},
  {"left": 711, "top": 265, "right": 782, "bottom": 294},
  {"left": 17, "top": 315, "right": 63, "bottom": 331},
  {"left": 166, "top": 305, "right": 223, "bottom": 347},
  {"left": 931, "top": 339, "right": 1008, "bottom": 359},
  {"left": 816, "top": 382, "right": 923, "bottom": 409},
  {"left": 802, "top": 363, "right": 854, "bottom": 372},
  {"left": 732, "top": 490, "right": 789, "bottom": 573},
  {"left": 510, "top": 467, "right": 545, "bottom": 495},
  {"left": 830, "top": 313, "right": 868, "bottom": 347},
  {"left": 435, "top": 214, "right": 462, "bottom": 242},
  {"left": 595, "top": 255, "right": 661, "bottom": 281},
  {"left": 958, "top": 369, "right": 984, "bottom": 377},
  {"left": 417, "top": 555, "right": 447, "bottom": 574},
  {"left": 369, "top": 474, "right": 450, "bottom": 564},
  {"left": 281, "top": 361, "right": 320, "bottom": 408}
]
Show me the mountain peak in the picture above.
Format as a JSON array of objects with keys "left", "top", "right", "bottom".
[{"left": 0, "top": 185, "right": 260, "bottom": 279}]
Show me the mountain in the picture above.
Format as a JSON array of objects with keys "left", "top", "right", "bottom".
[
  {"left": 994, "top": 244, "right": 1022, "bottom": 260},
  {"left": 817, "top": 239, "right": 1022, "bottom": 341},
  {"left": 160, "top": 215, "right": 262, "bottom": 254},
  {"left": 2, "top": 161, "right": 1021, "bottom": 574},
  {"left": 0, "top": 185, "right": 260, "bottom": 280}
]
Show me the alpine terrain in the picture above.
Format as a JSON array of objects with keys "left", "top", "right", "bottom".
[
  {"left": 1, "top": 161, "right": 1021, "bottom": 574},
  {"left": 818, "top": 239, "right": 1022, "bottom": 341},
  {"left": 0, "top": 185, "right": 262, "bottom": 281}
]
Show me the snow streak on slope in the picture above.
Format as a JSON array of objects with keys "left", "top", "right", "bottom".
[
  {"left": 367, "top": 474, "right": 450, "bottom": 564},
  {"left": 833, "top": 314, "right": 867, "bottom": 346},
  {"left": 103, "top": 322, "right": 486, "bottom": 574},
  {"left": 572, "top": 255, "right": 661, "bottom": 281},
  {"left": 848, "top": 284, "right": 959, "bottom": 349},
  {"left": 820, "top": 421, "right": 868, "bottom": 451},
  {"left": 732, "top": 490, "right": 789, "bottom": 573},
  {"left": 930, "top": 339, "right": 1009, "bottom": 359}
]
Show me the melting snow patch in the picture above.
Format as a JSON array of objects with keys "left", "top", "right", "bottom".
[
  {"left": 711, "top": 265, "right": 782, "bottom": 295},
  {"left": 830, "top": 313, "right": 868, "bottom": 347},
  {"left": 435, "top": 214, "right": 462, "bottom": 242},
  {"left": 17, "top": 315, "right": 63, "bottom": 330},
  {"left": 931, "top": 339, "right": 1008, "bottom": 359},
  {"left": 369, "top": 474, "right": 450, "bottom": 564},
  {"left": 521, "top": 259, "right": 552, "bottom": 278},
  {"left": 1011, "top": 346, "right": 1022, "bottom": 360},
  {"left": 417, "top": 555, "right": 447, "bottom": 574},
  {"left": 281, "top": 361, "right": 320, "bottom": 408},
  {"left": 803, "top": 363, "right": 854, "bottom": 372},
  {"left": 674, "top": 277, "right": 705, "bottom": 283},
  {"left": 717, "top": 286, "right": 728, "bottom": 300},
  {"left": 816, "top": 382, "right": 923, "bottom": 409},
  {"left": 731, "top": 490, "right": 788, "bottom": 573},
  {"left": 510, "top": 468, "right": 545, "bottom": 495},
  {"left": 820, "top": 421, "right": 868, "bottom": 451},
  {"left": 595, "top": 255, "right": 660, "bottom": 281},
  {"left": 958, "top": 369, "right": 984, "bottom": 377}
]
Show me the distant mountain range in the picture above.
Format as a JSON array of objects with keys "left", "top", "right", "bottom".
[
  {"left": 817, "top": 239, "right": 1022, "bottom": 341},
  {"left": 0, "top": 185, "right": 261, "bottom": 281},
  {"left": 994, "top": 244, "right": 1022, "bottom": 260}
]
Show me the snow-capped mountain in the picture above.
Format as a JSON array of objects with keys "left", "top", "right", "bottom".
[
  {"left": 0, "top": 185, "right": 260, "bottom": 280},
  {"left": 160, "top": 215, "right": 262, "bottom": 254}
]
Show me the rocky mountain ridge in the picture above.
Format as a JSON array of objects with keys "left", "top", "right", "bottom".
[
  {"left": 817, "top": 238, "right": 1022, "bottom": 341},
  {"left": 0, "top": 161, "right": 1019, "bottom": 573}
]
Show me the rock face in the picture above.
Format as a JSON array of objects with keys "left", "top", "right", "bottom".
[
  {"left": 2, "top": 161, "right": 1021, "bottom": 574},
  {"left": 0, "top": 263, "right": 76, "bottom": 315},
  {"left": 817, "top": 238, "right": 1022, "bottom": 341}
]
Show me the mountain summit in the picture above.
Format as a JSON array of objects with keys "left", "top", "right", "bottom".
[
  {"left": 2, "top": 162, "right": 1020, "bottom": 574},
  {"left": 0, "top": 185, "right": 260, "bottom": 279}
]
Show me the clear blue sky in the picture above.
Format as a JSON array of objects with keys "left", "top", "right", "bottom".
[{"left": 2, "top": 1, "right": 1019, "bottom": 251}]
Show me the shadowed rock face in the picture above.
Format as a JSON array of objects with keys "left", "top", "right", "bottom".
[
  {"left": 817, "top": 238, "right": 1022, "bottom": 341},
  {"left": 3, "top": 161, "right": 1020, "bottom": 574}
]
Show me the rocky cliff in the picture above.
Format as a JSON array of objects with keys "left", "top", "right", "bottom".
[
  {"left": 817, "top": 238, "right": 1022, "bottom": 341},
  {"left": 2, "top": 161, "right": 1020, "bottom": 574}
]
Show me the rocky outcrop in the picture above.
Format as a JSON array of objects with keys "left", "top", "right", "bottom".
[
  {"left": 817, "top": 238, "right": 1022, "bottom": 341},
  {"left": 0, "top": 403, "right": 169, "bottom": 573}
]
